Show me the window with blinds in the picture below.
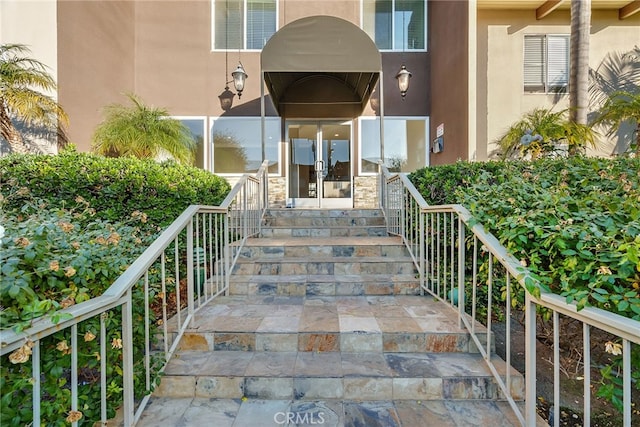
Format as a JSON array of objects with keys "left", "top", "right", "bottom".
[
  {"left": 524, "top": 34, "right": 569, "bottom": 93},
  {"left": 213, "top": 0, "right": 276, "bottom": 50},
  {"left": 363, "top": 0, "right": 426, "bottom": 51}
]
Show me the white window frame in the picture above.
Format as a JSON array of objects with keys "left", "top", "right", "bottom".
[
  {"left": 361, "top": 0, "right": 428, "bottom": 53},
  {"left": 209, "top": 116, "right": 281, "bottom": 176},
  {"left": 358, "top": 116, "right": 430, "bottom": 175},
  {"left": 211, "top": 0, "right": 278, "bottom": 52},
  {"left": 523, "top": 34, "right": 569, "bottom": 93}
]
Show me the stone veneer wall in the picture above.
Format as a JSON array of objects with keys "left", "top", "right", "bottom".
[
  {"left": 353, "top": 176, "right": 379, "bottom": 209},
  {"left": 222, "top": 175, "right": 378, "bottom": 209}
]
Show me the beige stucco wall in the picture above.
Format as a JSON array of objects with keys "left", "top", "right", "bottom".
[{"left": 477, "top": 9, "right": 640, "bottom": 159}]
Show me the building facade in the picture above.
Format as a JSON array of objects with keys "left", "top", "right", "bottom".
[{"left": 2, "top": 1, "right": 639, "bottom": 207}]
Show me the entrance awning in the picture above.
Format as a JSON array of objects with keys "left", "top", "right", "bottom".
[{"left": 261, "top": 16, "right": 381, "bottom": 118}]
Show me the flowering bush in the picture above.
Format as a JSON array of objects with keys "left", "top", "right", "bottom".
[
  {"left": 410, "top": 155, "right": 640, "bottom": 411},
  {"left": 0, "top": 150, "right": 230, "bottom": 425}
]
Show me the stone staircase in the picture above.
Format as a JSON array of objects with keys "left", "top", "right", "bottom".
[{"left": 139, "top": 209, "right": 525, "bottom": 426}]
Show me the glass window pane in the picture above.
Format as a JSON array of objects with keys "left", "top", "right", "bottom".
[
  {"left": 364, "top": 0, "right": 392, "bottom": 50},
  {"left": 180, "top": 119, "right": 206, "bottom": 169},
  {"left": 524, "top": 35, "right": 545, "bottom": 91},
  {"left": 395, "top": 0, "right": 424, "bottom": 50},
  {"left": 360, "top": 118, "right": 427, "bottom": 173},
  {"left": 386, "top": 119, "right": 427, "bottom": 172},
  {"left": 212, "top": 118, "right": 279, "bottom": 174},
  {"left": 214, "top": 0, "right": 243, "bottom": 49},
  {"left": 247, "top": 0, "right": 276, "bottom": 49},
  {"left": 360, "top": 119, "right": 381, "bottom": 173},
  {"left": 547, "top": 35, "right": 569, "bottom": 90}
]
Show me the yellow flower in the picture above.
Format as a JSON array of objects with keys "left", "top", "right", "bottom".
[
  {"left": 14, "top": 237, "right": 30, "bottom": 247},
  {"left": 9, "top": 342, "right": 33, "bottom": 364},
  {"left": 95, "top": 236, "right": 107, "bottom": 245},
  {"left": 58, "top": 221, "right": 74, "bottom": 233},
  {"left": 60, "top": 296, "right": 75, "bottom": 309},
  {"left": 597, "top": 265, "right": 612, "bottom": 275},
  {"left": 66, "top": 410, "right": 83, "bottom": 423},
  {"left": 84, "top": 331, "right": 96, "bottom": 342},
  {"left": 604, "top": 341, "right": 623, "bottom": 356},
  {"left": 64, "top": 266, "right": 77, "bottom": 277},
  {"left": 93, "top": 352, "right": 101, "bottom": 361},
  {"left": 111, "top": 338, "right": 123, "bottom": 349},
  {"left": 520, "top": 259, "right": 528, "bottom": 267},
  {"left": 16, "top": 187, "right": 30, "bottom": 196},
  {"left": 57, "top": 340, "right": 71, "bottom": 355},
  {"left": 106, "top": 232, "right": 121, "bottom": 245},
  {"left": 50, "top": 260, "right": 60, "bottom": 272},
  {"left": 72, "top": 241, "right": 80, "bottom": 249}
]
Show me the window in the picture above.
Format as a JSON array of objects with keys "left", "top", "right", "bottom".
[
  {"left": 211, "top": 117, "right": 280, "bottom": 174},
  {"left": 360, "top": 117, "right": 428, "bottom": 173},
  {"left": 363, "top": 0, "right": 426, "bottom": 51},
  {"left": 177, "top": 117, "right": 207, "bottom": 169},
  {"left": 213, "top": 0, "right": 277, "bottom": 50},
  {"left": 524, "top": 35, "right": 569, "bottom": 93}
]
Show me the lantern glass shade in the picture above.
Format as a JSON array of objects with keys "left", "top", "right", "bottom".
[
  {"left": 395, "top": 65, "right": 412, "bottom": 98},
  {"left": 218, "top": 87, "right": 235, "bottom": 111},
  {"left": 231, "top": 63, "right": 248, "bottom": 96}
]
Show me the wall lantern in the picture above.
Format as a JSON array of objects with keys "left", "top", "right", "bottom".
[
  {"left": 231, "top": 62, "right": 248, "bottom": 98},
  {"left": 218, "top": 86, "right": 235, "bottom": 111},
  {"left": 395, "top": 64, "right": 412, "bottom": 99}
]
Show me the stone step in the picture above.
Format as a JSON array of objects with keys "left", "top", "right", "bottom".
[
  {"left": 166, "top": 295, "right": 491, "bottom": 354},
  {"left": 154, "top": 350, "right": 523, "bottom": 402},
  {"left": 137, "top": 398, "right": 531, "bottom": 427},
  {"left": 262, "top": 209, "right": 386, "bottom": 229},
  {"left": 229, "top": 274, "right": 420, "bottom": 297},
  {"left": 260, "top": 226, "right": 388, "bottom": 238},
  {"left": 232, "top": 258, "right": 416, "bottom": 276},
  {"left": 238, "top": 237, "right": 408, "bottom": 259}
]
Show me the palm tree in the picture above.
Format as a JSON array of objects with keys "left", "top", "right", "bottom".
[
  {"left": 592, "top": 91, "right": 640, "bottom": 155},
  {"left": 0, "top": 43, "right": 68, "bottom": 154},
  {"left": 569, "top": 0, "right": 591, "bottom": 127},
  {"left": 92, "top": 93, "right": 196, "bottom": 165},
  {"left": 496, "top": 108, "right": 596, "bottom": 159}
]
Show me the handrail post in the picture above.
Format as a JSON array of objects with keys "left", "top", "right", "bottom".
[
  {"left": 457, "top": 214, "right": 465, "bottom": 329},
  {"left": 122, "top": 289, "right": 135, "bottom": 426},
  {"left": 224, "top": 213, "right": 231, "bottom": 295},
  {"left": 187, "top": 217, "right": 195, "bottom": 321},
  {"left": 525, "top": 292, "right": 537, "bottom": 425},
  {"left": 419, "top": 210, "right": 425, "bottom": 295}
]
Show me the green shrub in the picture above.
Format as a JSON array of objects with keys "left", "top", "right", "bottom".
[
  {"left": 410, "top": 156, "right": 640, "bottom": 319},
  {"left": 1, "top": 149, "right": 231, "bottom": 425},
  {"left": 410, "top": 156, "right": 640, "bottom": 411},
  {"left": 0, "top": 147, "right": 230, "bottom": 230}
]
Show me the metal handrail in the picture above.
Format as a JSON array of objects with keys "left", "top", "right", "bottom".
[
  {"left": 378, "top": 163, "right": 640, "bottom": 427},
  {"left": 0, "top": 160, "right": 269, "bottom": 426}
]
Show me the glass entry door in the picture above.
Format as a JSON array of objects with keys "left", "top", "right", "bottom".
[{"left": 287, "top": 122, "right": 352, "bottom": 208}]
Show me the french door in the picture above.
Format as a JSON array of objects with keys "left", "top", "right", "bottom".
[{"left": 287, "top": 121, "right": 352, "bottom": 208}]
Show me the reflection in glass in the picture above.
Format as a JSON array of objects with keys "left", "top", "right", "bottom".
[{"left": 212, "top": 117, "right": 279, "bottom": 174}]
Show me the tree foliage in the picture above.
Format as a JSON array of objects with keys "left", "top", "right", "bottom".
[
  {"left": 495, "top": 108, "right": 596, "bottom": 159},
  {"left": 92, "top": 93, "right": 196, "bottom": 165},
  {"left": 0, "top": 43, "right": 68, "bottom": 153}
]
